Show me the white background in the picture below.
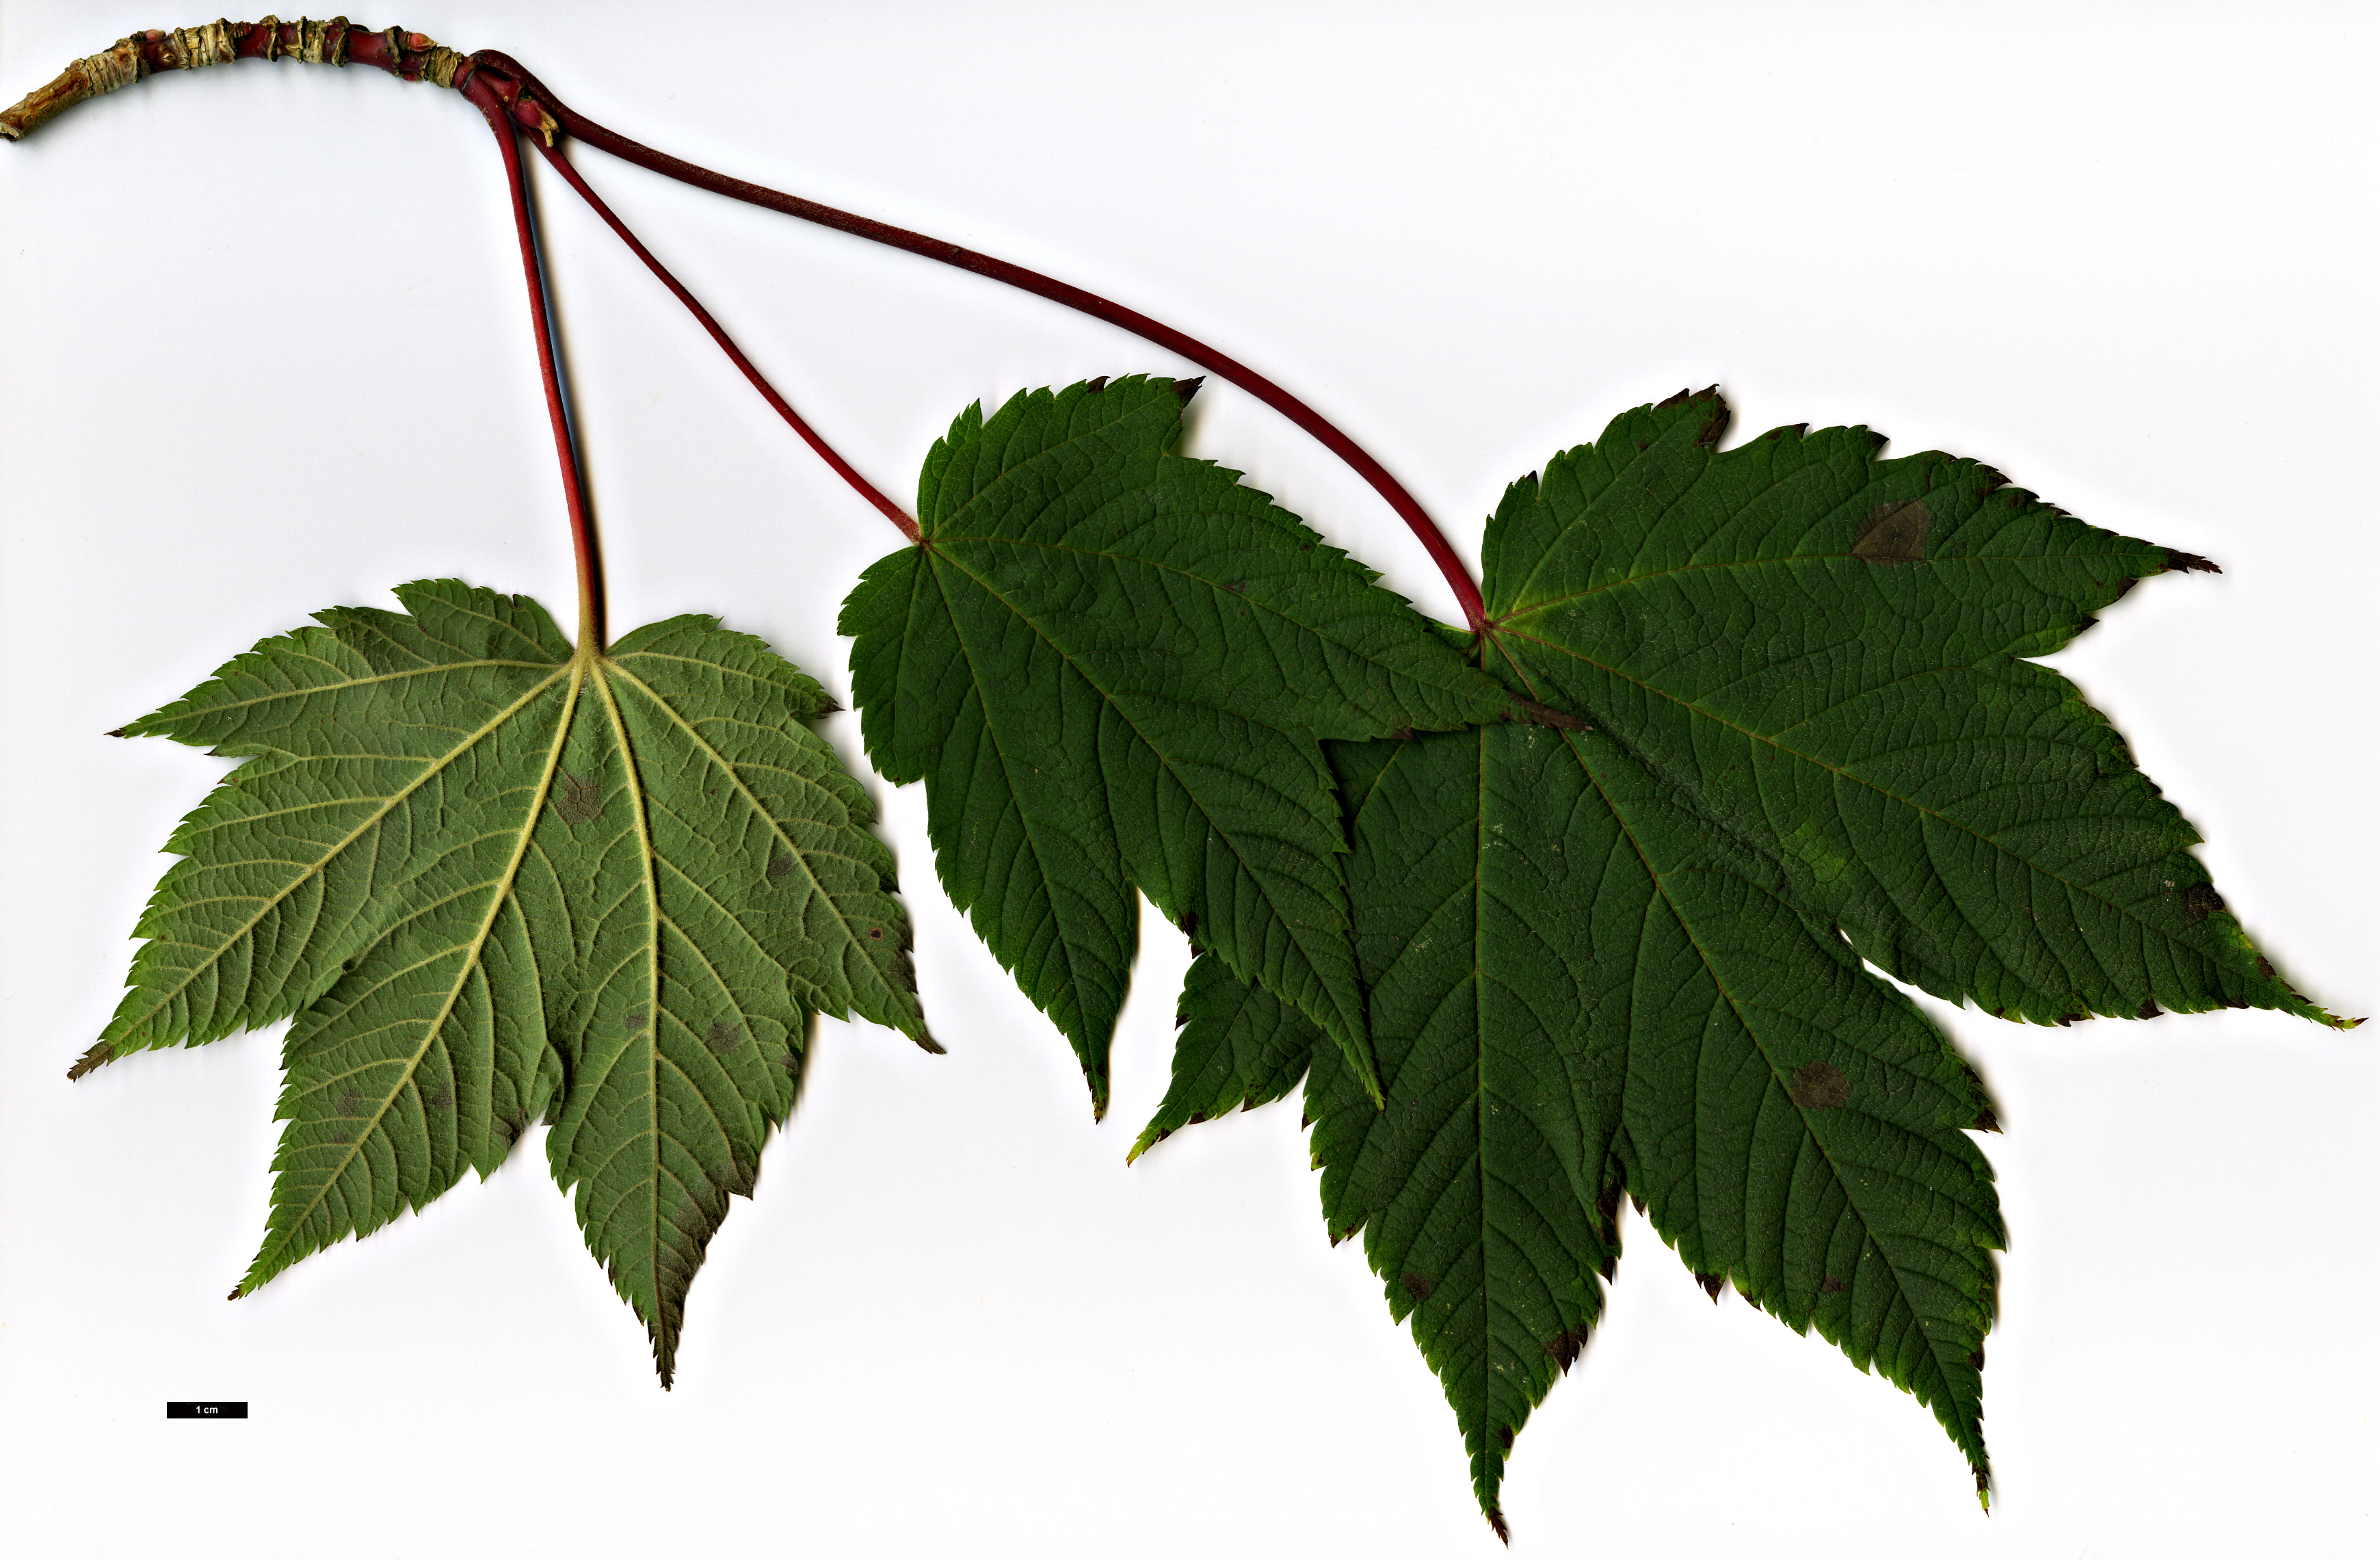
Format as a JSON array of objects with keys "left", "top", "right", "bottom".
[{"left": 1, "top": 3, "right": 2374, "bottom": 1555}]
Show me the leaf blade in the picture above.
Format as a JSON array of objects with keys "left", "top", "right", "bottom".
[
  {"left": 846, "top": 376, "right": 1513, "bottom": 1107},
  {"left": 104, "top": 581, "right": 920, "bottom": 1379}
]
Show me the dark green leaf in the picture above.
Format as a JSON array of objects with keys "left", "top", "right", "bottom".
[
  {"left": 1147, "top": 391, "right": 2342, "bottom": 1533},
  {"left": 841, "top": 376, "right": 1511, "bottom": 1111},
  {"left": 81, "top": 579, "right": 926, "bottom": 1381},
  {"left": 1128, "top": 943, "right": 1315, "bottom": 1162}
]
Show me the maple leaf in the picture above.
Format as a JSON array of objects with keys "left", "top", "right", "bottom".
[
  {"left": 1143, "top": 389, "right": 2346, "bottom": 1535},
  {"left": 840, "top": 375, "right": 1515, "bottom": 1111},
  {"left": 75, "top": 579, "right": 927, "bottom": 1382}
]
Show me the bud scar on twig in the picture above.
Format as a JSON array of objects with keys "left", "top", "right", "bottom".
[{"left": 0, "top": 16, "right": 468, "bottom": 140}]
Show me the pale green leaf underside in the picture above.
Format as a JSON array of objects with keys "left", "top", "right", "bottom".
[
  {"left": 843, "top": 377, "right": 1512, "bottom": 1110},
  {"left": 92, "top": 579, "right": 924, "bottom": 1381}
]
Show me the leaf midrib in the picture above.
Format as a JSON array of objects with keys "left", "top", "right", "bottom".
[
  {"left": 1489, "top": 641, "right": 1981, "bottom": 1459},
  {"left": 252, "top": 662, "right": 587, "bottom": 1278},
  {"left": 940, "top": 529, "right": 1500, "bottom": 726},
  {"left": 588, "top": 659, "right": 672, "bottom": 1371},
  {"left": 1493, "top": 621, "right": 2254, "bottom": 1005},
  {"left": 111, "top": 665, "right": 575, "bottom": 1042},
  {"left": 136, "top": 658, "right": 561, "bottom": 727},
  {"left": 603, "top": 659, "right": 912, "bottom": 1033},
  {"left": 1498, "top": 547, "right": 2157, "bottom": 622},
  {"left": 929, "top": 544, "right": 1364, "bottom": 1061}
]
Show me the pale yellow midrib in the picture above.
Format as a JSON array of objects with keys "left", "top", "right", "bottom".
[
  {"left": 248, "top": 661, "right": 589, "bottom": 1281},
  {"left": 109, "top": 665, "right": 573, "bottom": 1044}
]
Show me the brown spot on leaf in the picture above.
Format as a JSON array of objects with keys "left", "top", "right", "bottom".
[
  {"left": 2181, "top": 882, "right": 2225, "bottom": 925},
  {"left": 1546, "top": 1323, "right": 1594, "bottom": 1372},
  {"left": 2163, "top": 549, "right": 2221, "bottom": 574},
  {"left": 1083, "top": 375, "right": 1109, "bottom": 394},
  {"left": 425, "top": 1085, "right": 455, "bottom": 1111},
  {"left": 1788, "top": 1060, "right": 1850, "bottom": 1109},
  {"left": 1852, "top": 499, "right": 1931, "bottom": 564},
  {"left": 1402, "top": 1272, "right": 1433, "bottom": 1302},
  {"left": 706, "top": 1020, "right": 744, "bottom": 1054},
  {"left": 869, "top": 927, "right": 884, "bottom": 940},
  {"left": 1497, "top": 1425, "right": 1516, "bottom": 1451},
  {"left": 1630, "top": 1193, "right": 1647, "bottom": 1218},
  {"left": 553, "top": 769, "right": 604, "bottom": 825},
  {"left": 334, "top": 1088, "right": 362, "bottom": 1117},
  {"left": 2257, "top": 956, "right": 2275, "bottom": 980},
  {"left": 1171, "top": 376, "right": 1204, "bottom": 406},
  {"left": 768, "top": 851, "right": 795, "bottom": 880},
  {"left": 1968, "top": 1345, "right": 1987, "bottom": 1373},
  {"left": 2110, "top": 574, "right": 2139, "bottom": 603},
  {"left": 1695, "top": 1271, "right": 1724, "bottom": 1302},
  {"left": 105, "top": 726, "right": 127, "bottom": 738},
  {"left": 1819, "top": 1276, "right": 1851, "bottom": 1294},
  {"left": 66, "top": 1041, "right": 114, "bottom": 1081},
  {"left": 624, "top": 1009, "right": 648, "bottom": 1032},
  {"left": 1972, "top": 1109, "right": 2001, "bottom": 1134},
  {"left": 2137, "top": 998, "right": 2163, "bottom": 1020}
]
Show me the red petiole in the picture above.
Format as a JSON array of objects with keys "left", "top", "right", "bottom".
[
  {"left": 512, "top": 110, "right": 922, "bottom": 544},
  {"left": 458, "top": 68, "right": 609, "bottom": 653},
  {"left": 0, "top": 21, "right": 1488, "bottom": 631},
  {"left": 463, "top": 50, "right": 1488, "bottom": 629}
]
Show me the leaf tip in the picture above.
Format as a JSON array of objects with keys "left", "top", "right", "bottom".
[
  {"left": 1487, "top": 1507, "right": 1511, "bottom": 1544},
  {"left": 104, "top": 726, "right": 127, "bottom": 738},
  {"left": 1171, "top": 375, "right": 1205, "bottom": 406},
  {"left": 65, "top": 1041, "right": 114, "bottom": 1081},
  {"left": 1694, "top": 1271, "right": 1725, "bottom": 1304},
  {"left": 1654, "top": 384, "right": 1730, "bottom": 447},
  {"left": 2162, "top": 548, "right": 2221, "bottom": 575}
]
